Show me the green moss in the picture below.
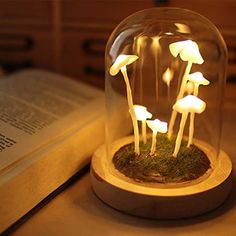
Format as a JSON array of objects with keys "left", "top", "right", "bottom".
[{"left": 112, "top": 134, "right": 211, "bottom": 183}]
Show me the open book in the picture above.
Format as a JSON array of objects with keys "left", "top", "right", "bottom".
[{"left": 0, "top": 69, "right": 105, "bottom": 232}]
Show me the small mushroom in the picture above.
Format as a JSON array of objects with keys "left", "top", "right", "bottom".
[
  {"left": 168, "top": 40, "right": 204, "bottom": 138},
  {"left": 109, "top": 54, "right": 140, "bottom": 154},
  {"left": 172, "top": 95, "right": 206, "bottom": 157},
  {"left": 186, "top": 72, "right": 210, "bottom": 96},
  {"left": 110, "top": 55, "right": 138, "bottom": 76},
  {"left": 186, "top": 72, "right": 210, "bottom": 147},
  {"left": 134, "top": 105, "right": 152, "bottom": 144},
  {"left": 147, "top": 119, "right": 168, "bottom": 155}
]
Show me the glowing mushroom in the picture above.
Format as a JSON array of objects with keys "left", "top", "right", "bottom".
[
  {"left": 186, "top": 72, "right": 210, "bottom": 147},
  {"left": 147, "top": 119, "right": 168, "bottom": 155},
  {"left": 109, "top": 54, "right": 140, "bottom": 154},
  {"left": 186, "top": 72, "right": 210, "bottom": 96},
  {"left": 172, "top": 95, "right": 206, "bottom": 157},
  {"left": 168, "top": 40, "right": 204, "bottom": 138},
  {"left": 134, "top": 105, "right": 152, "bottom": 144}
]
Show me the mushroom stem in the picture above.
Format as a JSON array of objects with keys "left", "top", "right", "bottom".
[
  {"left": 150, "top": 131, "right": 157, "bottom": 154},
  {"left": 187, "top": 112, "right": 195, "bottom": 147},
  {"left": 193, "top": 84, "right": 199, "bottom": 96},
  {"left": 167, "top": 111, "right": 177, "bottom": 138},
  {"left": 142, "top": 120, "right": 147, "bottom": 144},
  {"left": 178, "top": 61, "right": 193, "bottom": 99},
  {"left": 121, "top": 66, "right": 140, "bottom": 155},
  {"left": 173, "top": 112, "right": 188, "bottom": 157},
  {"left": 187, "top": 85, "right": 199, "bottom": 147},
  {"left": 168, "top": 62, "right": 192, "bottom": 138}
]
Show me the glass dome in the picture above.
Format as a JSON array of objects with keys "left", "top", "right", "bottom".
[{"left": 105, "top": 8, "right": 227, "bottom": 183}]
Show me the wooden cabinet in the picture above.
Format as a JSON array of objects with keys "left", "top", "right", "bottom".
[
  {"left": 60, "top": 0, "right": 156, "bottom": 87},
  {"left": 0, "top": 0, "right": 236, "bottom": 87},
  {"left": 165, "top": 0, "right": 236, "bottom": 27},
  {"left": 61, "top": 0, "right": 155, "bottom": 22},
  {"left": 0, "top": 0, "right": 52, "bottom": 21},
  {"left": 0, "top": 0, "right": 155, "bottom": 88},
  {"left": 0, "top": 1, "right": 54, "bottom": 73},
  {"left": 61, "top": 29, "right": 110, "bottom": 87}
]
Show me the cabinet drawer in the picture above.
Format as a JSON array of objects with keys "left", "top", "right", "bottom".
[
  {"left": 0, "top": 0, "right": 52, "bottom": 22},
  {"left": 165, "top": 0, "right": 236, "bottom": 28},
  {"left": 62, "top": 0, "right": 155, "bottom": 23},
  {"left": 0, "top": 30, "right": 54, "bottom": 72},
  {"left": 62, "top": 30, "right": 111, "bottom": 88}
]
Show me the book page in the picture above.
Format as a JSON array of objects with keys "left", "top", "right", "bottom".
[{"left": 0, "top": 69, "right": 104, "bottom": 172}]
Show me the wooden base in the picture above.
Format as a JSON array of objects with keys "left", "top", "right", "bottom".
[{"left": 91, "top": 138, "right": 233, "bottom": 219}]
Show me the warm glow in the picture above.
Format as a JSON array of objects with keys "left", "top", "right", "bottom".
[
  {"left": 109, "top": 54, "right": 139, "bottom": 76},
  {"left": 136, "top": 36, "right": 147, "bottom": 54},
  {"left": 186, "top": 72, "right": 209, "bottom": 86},
  {"left": 133, "top": 105, "right": 152, "bottom": 121},
  {"left": 147, "top": 119, "right": 168, "bottom": 134},
  {"left": 152, "top": 36, "right": 160, "bottom": 49},
  {"left": 169, "top": 40, "right": 204, "bottom": 64},
  {"left": 173, "top": 95, "right": 206, "bottom": 114},
  {"left": 174, "top": 23, "right": 191, "bottom": 34},
  {"left": 162, "top": 67, "right": 174, "bottom": 87},
  {"left": 137, "top": 36, "right": 146, "bottom": 47},
  {"left": 165, "top": 32, "right": 174, "bottom": 36}
]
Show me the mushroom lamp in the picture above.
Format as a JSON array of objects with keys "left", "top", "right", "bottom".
[
  {"left": 186, "top": 72, "right": 210, "bottom": 96},
  {"left": 91, "top": 8, "right": 232, "bottom": 220}
]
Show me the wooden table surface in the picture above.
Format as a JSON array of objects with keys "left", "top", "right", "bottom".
[{"left": 8, "top": 83, "right": 236, "bottom": 236}]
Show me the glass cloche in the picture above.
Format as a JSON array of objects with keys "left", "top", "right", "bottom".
[{"left": 91, "top": 8, "right": 232, "bottom": 219}]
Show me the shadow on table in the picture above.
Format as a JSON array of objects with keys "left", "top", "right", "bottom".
[{"left": 74, "top": 172, "right": 236, "bottom": 229}]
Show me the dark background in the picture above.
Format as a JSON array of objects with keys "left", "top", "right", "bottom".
[{"left": 0, "top": 0, "right": 235, "bottom": 88}]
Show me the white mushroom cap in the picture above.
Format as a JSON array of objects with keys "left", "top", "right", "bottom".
[
  {"left": 173, "top": 95, "right": 206, "bottom": 114},
  {"left": 146, "top": 119, "right": 168, "bottom": 133},
  {"left": 169, "top": 40, "right": 204, "bottom": 64},
  {"left": 134, "top": 105, "right": 152, "bottom": 121},
  {"left": 186, "top": 72, "right": 210, "bottom": 86},
  {"left": 109, "top": 54, "right": 139, "bottom": 76}
]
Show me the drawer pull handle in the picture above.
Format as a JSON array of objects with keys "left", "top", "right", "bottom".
[
  {"left": 228, "top": 47, "right": 236, "bottom": 64},
  {"left": 154, "top": 0, "right": 169, "bottom": 4},
  {"left": 0, "top": 60, "right": 33, "bottom": 72},
  {"left": 84, "top": 65, "right": 104, "bottom": 77},
  {"left": 0, "top": 34, "right": 34, "bottom": 51},
  {"left": 82, "top": 39, "right": 106, "bottom": 56}
]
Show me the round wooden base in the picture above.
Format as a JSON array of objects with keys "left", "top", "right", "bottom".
[{"left": 91, "top": 139, "right": 233, "bottom": 219}]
